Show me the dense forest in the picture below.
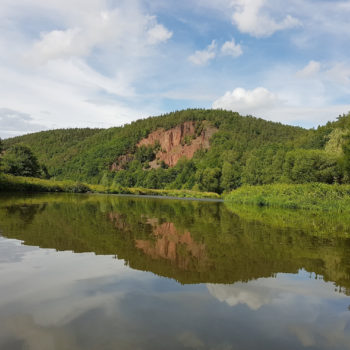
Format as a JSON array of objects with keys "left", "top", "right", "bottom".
[{"left": 1, "top": 109, "right": 350, "bottom": 194}]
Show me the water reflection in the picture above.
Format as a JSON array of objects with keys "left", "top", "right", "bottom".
[
  {"left": 0, "top": 194, "right": 350, "bottom": 349},
  {"left": 1, "top": 193, "right": 350, "bottom": 291}
]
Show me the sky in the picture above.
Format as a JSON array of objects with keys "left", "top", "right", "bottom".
[{"left": 1, "top": 0, "right": 350, "bottom": 138}]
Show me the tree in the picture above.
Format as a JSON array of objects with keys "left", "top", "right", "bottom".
[
  {"left": 2, "top": 145, "right": 41, "bottom": 177},
  {"left": 283, "top": 149, "right": 339, "bottom": 184},
  {"left": 221, "top": 161, "right": 241, "bottom": 192},
  {"left": 197, "top": 167, "right": 221, "bottom": 193},
  {"left": 341, "top": 133, "right": 350, "bottom": 182}
]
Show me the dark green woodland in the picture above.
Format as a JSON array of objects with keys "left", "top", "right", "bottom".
[{"left": 2, "top": 109, "right": 350, "bottom": 194}]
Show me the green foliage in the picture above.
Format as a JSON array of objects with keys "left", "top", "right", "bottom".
[
  {"left": 135, "top": 145, "right": 156, "bottom": 163},
  {"left": 282, "top": 149, "right": 340, "bottom": 184},
  {"left": 2, "top": 145, "right": 41, "bottom": 177},
  {"left": 4, "top": 109, "right": 350, "bottom": 193},
  {"left": 0, "top": 174, "right": 220, "bottom": 199},
  {"left": 225, "top": 183, "right": 350, "bottom": 212}
]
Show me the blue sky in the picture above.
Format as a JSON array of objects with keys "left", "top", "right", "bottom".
[{"left": 1, "top": 0, "right": 350, "bottom": 138}]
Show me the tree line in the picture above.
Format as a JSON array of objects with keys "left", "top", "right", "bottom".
[{"left": 1, "top": 109, "right": 350, "bottom": 194}]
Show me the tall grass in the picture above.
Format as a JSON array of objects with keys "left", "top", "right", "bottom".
[
  {"left": 225, "top": 183, "right": 350, "bottom": 212},
  {"left": 0, "top": 174, "right": 221, "bottom": 200}
]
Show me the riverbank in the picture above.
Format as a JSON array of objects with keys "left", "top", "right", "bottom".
[
  {"left": 0, "top": 174, "right": 221, "bottom": 200},
  {"left": 225, "top": 183, "right": 350, "bottom": 212}
]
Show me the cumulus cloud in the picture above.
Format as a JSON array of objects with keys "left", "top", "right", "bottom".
[
  {"left": 231, "top": 0, "right": 301, "bottom": 37},
  {"left": 28, "top": 7, "right": 172, "bottom": 64},
  {"left": 0, "top": 0, "right": 173, "bottom": 135},
  {"left": 221, "top": 39, "right": 243, "bottom": 57},
  {"left": 212, "top": 85, "right": 350, "bottom": 126},
  {"left": 188, "top": 40, "right": 217, "bottom": 66},
  {"left": 147, "top": 23, "right": 173, "bottom": 45},
  {"left": 212, "top": 87, "right": 279, "bottom": 115},
  {"left": 297, "top": 60, "right": 321, "bottom": 78}
]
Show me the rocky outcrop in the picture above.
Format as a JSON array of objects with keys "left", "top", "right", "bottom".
[
  {"left": 110, "top": 121, "right": 217, "bottom": 171},
  {"left": 137, "top": 121, "right": 217, "bottom": 168},
  {"left": 110, "top": 154, "right": 134, "bottom": 171}
]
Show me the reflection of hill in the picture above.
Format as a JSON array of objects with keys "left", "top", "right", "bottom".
[{"left": 1, "top": 194, "right": 350, "bottom": 293}]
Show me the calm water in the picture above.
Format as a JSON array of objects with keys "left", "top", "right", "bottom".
[{"left": 0, "top": 193, "right": 350, "bottom": 350}]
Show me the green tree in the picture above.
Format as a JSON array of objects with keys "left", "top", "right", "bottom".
[
  {"left": 283, "top": 149, "right": 339, "bottom": 184},
  {"left": 197, "top": 167, "right": 221, "bottom": 193},
  {"left": 221, "top": 161, "right": 241, "bottom": 192},
  {"left": 2, "top": 145, "right": 41, "bottom": 177},
  {"left": 341, "top": 133, "right": 350, "bottom": 182}
]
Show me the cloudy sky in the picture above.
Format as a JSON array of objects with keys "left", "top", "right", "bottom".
[{"left": 1, "top": 0, "right": 350, "bottom": 138}]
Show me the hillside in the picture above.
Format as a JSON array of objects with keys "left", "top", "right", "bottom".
[{"left": 2, "top": 109, "right": 350, "bottom": 193}]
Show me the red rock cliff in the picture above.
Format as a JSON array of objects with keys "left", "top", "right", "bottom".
[{"left": 137, "top": 121, "right": 217, "bottom": 168}]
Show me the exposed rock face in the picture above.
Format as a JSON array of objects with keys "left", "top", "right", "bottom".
[
  {"left": 110, "top": 121, "right": 217, "bottom": 171},
  {"left": 110, "top": 154, "right": 134, "bottom": 171},
  {"left": 138, "top": 121, "right": 217, "bottom": 168}
]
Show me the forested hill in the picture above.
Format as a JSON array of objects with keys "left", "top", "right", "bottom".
[{"left": 3, "top": 109, "right": 350, "bottom": 193}]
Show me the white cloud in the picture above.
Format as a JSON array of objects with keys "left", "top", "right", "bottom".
[
  {"left": 221, "top": 39, "right": 242, "bottom": 57},
  {"left": 297, "top": 60, "right": 321, "bottom": 78},
  {"left": 296, "top": 60, "right": 350, "bottom": 86},
  {"left": 31, "top": 28, "right": 88, "bottom": 62},
  {"left": 188, "top": 40, "right": 217, "bottom": 66},
  {"left": 326, "top": 62, "right": 350, "bottom": 85},
  {"left": 27, "top": 7, "right": 172, "bottom": 64},
  {"left": 0, "top": 0, "right": 172, "bottom": 135},
  {"left": 147, "top": 23, "right": 173, "bottom": 45},
  {"left": 231, "top": 0, "right": 301, "bottom": 37},
  {"left": 212, "top": 84, "right": 350, "bottom": 126},
  {"left": 0, "top": 108, "right": 46, "bottom": 139},
  {"left": 213, "top": 87, "right": 279, "bottom": 114}
]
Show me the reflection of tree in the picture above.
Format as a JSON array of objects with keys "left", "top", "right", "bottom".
[
  {"left": 0, "top": 194, "right": 350, "bottom": 294},
  {"left": 5, "top": 203, "right": 47, "bottom": 227}
]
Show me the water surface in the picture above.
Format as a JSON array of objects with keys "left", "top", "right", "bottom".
[{"left": 0, "top": 193, "right": 350, "bottom": 350}]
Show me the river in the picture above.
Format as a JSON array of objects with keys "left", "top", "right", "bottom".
[{"left": 0, "top": 193, "right": 349, "bottom": 350}]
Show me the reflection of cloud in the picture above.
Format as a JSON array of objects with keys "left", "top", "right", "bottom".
[
  {"left": 288, "top": 317, "right": 350, "bottom": 349},
  {"left": 289, "top": 325, "right": 315, "bottom": 347},
  {"left": 0, "top": 239, "right": 138, "bottom": 327},
  {"left": 207, "top": 282, "right": 274, "bottom": 310},
  {"left": 3, "top": 314, "right": 78, "bottom": 350},
  {"left": 178, "top": 331, "right": 204, "bottom": 349},
  {"left": 0, "top": 237, "right": 36, "bottom": 263},
  {"left": 207, "top": 271, "right": 348, "bottom": 310}
]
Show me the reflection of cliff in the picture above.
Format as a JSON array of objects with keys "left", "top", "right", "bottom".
[
  {"left": 135, "top": 222, "right": 206, "bottom": 270},
  {"left": 1, "top": 194, "right": 350, "bottom": 293}
]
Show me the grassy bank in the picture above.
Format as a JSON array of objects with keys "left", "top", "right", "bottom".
[
  {"left": 0, "top": 174, "right": 221, "bottom": 200},
  {"left": 225, "top": 183, "right": 350, "bottom": 212},
  {"left": 225, "top": 203, "right": 350, "bottom": 236}
]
